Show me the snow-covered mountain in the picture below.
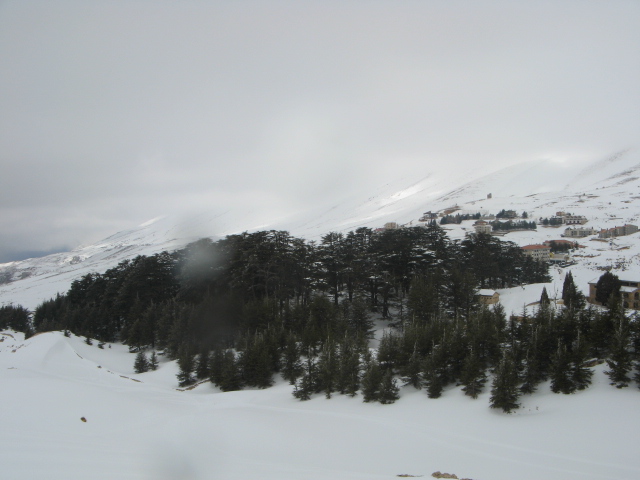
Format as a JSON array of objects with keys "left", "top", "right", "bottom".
[{"left": 1, "top": 149, "right": 639, "bottom": 310}]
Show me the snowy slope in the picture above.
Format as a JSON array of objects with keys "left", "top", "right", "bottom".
[
  {"left": 1, "top": 149, "right": 640, "bottom": 310},
  {"left": 1, "top": 330, "right": 639, "bottom": 480}
]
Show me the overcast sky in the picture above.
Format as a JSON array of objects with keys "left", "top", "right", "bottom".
[{"left": 1, "top": 0, "right": 638, "bottom": 262}]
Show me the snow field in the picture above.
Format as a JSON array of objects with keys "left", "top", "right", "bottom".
[{"left": 1, "top": 330, "right": 640, "bottom": 480}]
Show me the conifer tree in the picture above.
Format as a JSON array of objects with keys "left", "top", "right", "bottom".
[
  {"left": 571, "top": 332, "right": 592, "bottom": 391},
  {"left": 550, "top": 342, "right": 574, "bottom": 394},
  {"left": 134, "top": 351, "right": 149, "bottom": 374},
  {"left": 209, "top": 348, "right": 224, "bottom": 386},
  {"left": 293, "top": 353, "right": 318, "bottom": 400},
  {"left": 317, "top": 339, "right": 339, "bottom": 398},
  {"left": 460, "top": 348, "right": 486, "bottom": 399},
  {"left": 605, "top": 316, "right": 633, "bottom": 388},
  {"left": 520, "top": 328, "right": 546, "bottom": 395},
  {"left": 176, "top": 348, "right": 196, "bottom": 387},
  {"left": 349, "top": 296, "right": 374, "bottom": 339},
  {"left": 218, "top": 350, "right": 243, "bottom": 391},
  {"left": 378, "top": 370, "right": 400, "bottom": 404},
  {"left": 337, "top": 338, "right": 361, "bottom": 396},
  {"left": 400, "top": 346, "right": 422, "bottom": 389},
  {"left": 490, "top": 350, "right": 520, "bottom": 413},
  {"left": 149, "top": 350, "right": 159, "bottom": 371},
  {"left": 195, "top": 348, "right": 211, "bottom": 380},
  {"left": 281, "top": 334, "right": 303, "bottom": 385},
  {"left": 361, "top": 359, "right": 383, "bottom": 402},
  {"left": 421, "top": 346, "right": 446, "bottom": 399},
  {"left": 595, "top": 271, "right": 621, "bottom": 306},
  {"left": 540, "top": 287, "right": 550, "bottom": 307}
]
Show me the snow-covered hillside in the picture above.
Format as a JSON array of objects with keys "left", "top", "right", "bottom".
[
  {"left": 1, "top": 149, "right": 639, "bottom": 310},
  {"left": 1, "top": 329, "right": 639, "bottom": 480}
]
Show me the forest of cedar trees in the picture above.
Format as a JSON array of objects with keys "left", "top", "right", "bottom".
[{"left": 2, "top": 223, "right": 637, "bottom": 412}]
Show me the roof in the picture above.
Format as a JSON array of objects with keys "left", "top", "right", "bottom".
[
  {"left": 620, "top": 286, "right": 638, "bottom": 293},
  {"left": 522, "top": 244, "right": 551, "bottom": 250},
  {"left": 477, "top": 289, "right": 498, "bottom": 296}
]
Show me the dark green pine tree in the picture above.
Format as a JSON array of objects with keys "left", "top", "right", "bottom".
[
  {"left": 400, "top": 347, "right": 423, "bottom": 390},
  {"left": 490, "top": 350, "right": 521, "bottom": 413},
  {"left": 218, "top": 350, "right": 243, "bottom": 392},
  {"left": 421, "top": 347, "right": 445, "bottom": 399},
  {"left": 378, "top": 370, "right": 400, "bottom": 404},
  {"left": 281, "top": 333, "right": 303, "bottom": 385},
  {"left": 293, "top": 371, "right": 314, "bottom": 401},
  {"left": 208, "top": 349, "right": 225, "bottom": 386},
  {"left": 550, "top": 342, "right": 575, "bottom": 394},
  {"left": 571, "top": 332, "right": 593, "bottom": 391},
  {"left": 349, "top": 296, "right": 375, "bottom": 340},
  {"left": 539, "top": 287, "right": 550, "bottom": 307},
  {"left": 460, "top": 348, "right": 486, "bottom": 399},
  {"left": 361, "top": 358, "right": 383, "bottom": 403},
  {"left": 176, "top": 348, "right": 196, "bottom": 387},
  {"left": 317, "top": 339, "right": 339, "bottom": 399},
  {"left": 293, "top": 354, "right": 318, "bottom": 401},
  {"left": 134, "top": 351, "right": 149, "bottom": 374},
  {"left": 595, "top": 271, "right": 621, "bottom": 306},
  {"left": 605, "top": 316, "right": 633, "bottom": 388},
  {"left": 562, "top": 271, "right": 585, "bottom": 310},
  {"left": 241, "top": 334, "right": 274, "bottom": 389},
  {"left": 195, "top": 348, "right": 211, "bottom": 380},
  {"left": 337, "top": 338, "right": 361, "bottom": 397},
  {"left": 149, "top": 350, "right": 159, "bottom": 371},
  {"left": 520, "top": 339, "right": 545, "bottom": 395}
]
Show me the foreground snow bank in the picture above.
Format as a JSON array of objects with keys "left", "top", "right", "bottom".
[{"left": 1, "top": 330, "right": 639, "bottom": 480}]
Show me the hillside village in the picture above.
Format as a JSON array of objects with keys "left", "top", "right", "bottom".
[{"left": 375, "top": 202, "right": 640, "bottom": 312}]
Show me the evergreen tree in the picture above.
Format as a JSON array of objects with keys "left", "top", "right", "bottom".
[
  {"left": 595, "top": 271, "right": 621, "bottom": 306},
  {"left": 293, "top": 353, "right": 318, "bottom": 400},
  {"left": 571, "top": 332, "right": 593, "bottom": 391},
  {"left": 337, "top": 338, "right": 361, "bottom": 396},
  {"left": 378, "top": 370, "right": 400, "bottom": 404},
  {"left": 520, "top": 327, "right": 546, "bottom": 395},
  {"left": 195, "top": 348, "right": 211, "bottom": 380},
  {"left": 605, "top": 316, "right": 633, "bottom": 388},
  {"left": 134, "top": 351, "right": 149, "bottom": 374},
  {"left": 460, "top": 348, "right": 486, "bottom": 399},
  {"left": 317, "top": 339, "right": 339, "bottom": 398},
  {"left": 550, "top": 342, "right": 574, "bottom": 394},
  {"left": 218, "top": 350, "right": 243, "bottom": 391},
  {"left": 149, "top": 350, "right": 159, "bottom": 371},
  {"left": 349, "top": 296, "right": 374, "bottom": 339},
  {"left": 281, "top": 333, "right": 303, "bottom": 385},
  {"left": 562, "top": 271, "right": 585, "bottom": 310},
  {"left": 421, "top": 346, "right": 446, "bottom": 399},
  {"left": 293, "top": 371, "right": 314, "bottom": 401},
  {"left": 539, "top": 287, "right": 550, "bottom": 307},
  {"left": 490, "top": 350, "right": 520, "bottom": 413},
  {"left": 240, "top": 334, "right": 273, "bottom": 389},
  {"left": 361, "top": 359, "right": 383, "bottom": 402},
  {"left": 176, "top": 348, "right": 196, "bottom": 387},
  {"left": 400, "top": 347, "right": 422, "bottom": 390}
]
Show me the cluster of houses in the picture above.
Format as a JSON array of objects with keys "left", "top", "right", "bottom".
[{"left": 477, "top": 277, "right": 640, "bottom": 312}]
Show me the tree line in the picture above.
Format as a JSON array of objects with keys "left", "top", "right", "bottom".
[{"left": 15, "top": 224, "right": 640, "bottom": 411}]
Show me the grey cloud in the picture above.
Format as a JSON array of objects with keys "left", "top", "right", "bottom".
[{"left": 1, "top": 0, "right": 638, "bottom": 261}]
